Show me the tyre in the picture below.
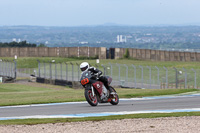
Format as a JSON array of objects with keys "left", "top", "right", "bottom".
[
  {"left": 85, "top": 89, "right": 98, "bottom": 106},
  {"left": 109, "top": 86, "right": 119, "bottom": 105}
]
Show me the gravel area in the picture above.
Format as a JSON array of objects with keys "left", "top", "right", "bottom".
[{"left": 1, "top": 116, "right": 200, "bottom": 133}]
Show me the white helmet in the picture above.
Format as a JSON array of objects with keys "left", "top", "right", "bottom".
[{"left": 80, "top": 62, "right": 89, "bottom": 72}]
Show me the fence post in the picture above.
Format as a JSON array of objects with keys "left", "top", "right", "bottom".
[
  {"left": 101, "top": 64, "right": 106, "bottom": 76},
  {"left": 7, "top": 60, "right": 10, "bottom": 77},
  {"left": 109, "top": 63, "right": 113, "bottom": 77},
  {"left": 60, "top": 62, "right": 62, "bottom": 80},
  {"left": 76, "top": 63, "right": 80, "bottom": 80},
  {"left": 10, "top": 61, "right": 12, "bottom": 77},
  {"left": 43, "top": 61, "right": 46, "bottom": 78},
  {"left": 0, "top": 60, "right": 2, "bottom": 75},
  {"left": 37, "top": 60, "right": 40, "bottom": 78},
  {"left": 11, "top": 61, "right": 13, "bottom": 77},
  {"left": 9, "top": 61, "right": 13, "bottom": 77},
  {"left": 139, "top": 65, "right": 143, "bottom": 88},
  {"left": 147, "top": 66, "right": 151, "bottom": 89},
  {"left": 173, "top": 67, "right": 178, "bottom": 88},
  {"left": 95, "top": 64, "right": 99, "bottom": 69},
  {"left": 155, "top": 66, "right": 160, "bottom": 89},
  {"left": 49, "top": 62, "right": 52, "bottom": 79},
  {"left": 2, "top": 60, "right": 5, "bottom": 76},
  {"left": 5, "top": 60, "right": 8, "bottom": 76},
  {"left": 70, "top": 62, "right": 74, "bottom": 81},
  {"left": 0, "top": 60, "right": 1, "bottom": 75},
  {"left": 191, "top": 68, "right": 197, "bottom": 89},
  {"left": 163, "top": 66, "right": 168, "bottom": 88},
  {"left": 14, "top": 60, "right": 17, "bottom": 79},
  {"left": 182, "top": 67, "right": 187, "bottom": 88},
  {"left": 65, "top": 63, "right": 68, "bottom": 81},
  {"left": 6, "top": 60, "right": 9, "bottom": 77},
  {"left": 1, "top": 60, "right": 3, "bottom": 76},
  {"left": 132, "top": 64, "right": 137, "bottom": 88},
  {"left": 1, "top": 60, "right": 4, "bottom": 76},
  {"left": 116, "top": 63, "right": 121, "bottom": 83},
  {"left": 55, "top": 63, "right": 57, "bottom": 79},
  {"left": 124, "top": 64, "right": 128, "bottom": 84}
]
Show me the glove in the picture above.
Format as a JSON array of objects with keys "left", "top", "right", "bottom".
[
  {"left": 94, "top": 73, "right": 99, "bottom": 79},
  {"left": 91, "top": 75, "right": 97, "bottom": 79}
]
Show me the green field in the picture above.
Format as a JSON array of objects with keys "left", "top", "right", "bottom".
[{"left": 0, "top": 82, "right": 198, "bottom": 106}]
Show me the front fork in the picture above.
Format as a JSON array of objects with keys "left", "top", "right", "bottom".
[
  {"left": 91, "top": 86, "right": 95, "bottom": 97},
  {"left": 86, "top": 84, "right": 95, "bottom": 97}
]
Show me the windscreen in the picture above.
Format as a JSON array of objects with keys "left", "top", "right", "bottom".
[{"left": 80, "top": 71, "right": 92, "bottom": 81}]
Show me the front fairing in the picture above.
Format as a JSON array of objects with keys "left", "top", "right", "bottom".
[{"left": 80, "top": 71, "right": 96, "bottom": 87}]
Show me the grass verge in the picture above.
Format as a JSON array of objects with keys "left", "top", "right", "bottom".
[
  {"left": 0, "top": 83, "right": 84, "bottom": 106},
  {"left": 0, "top": 82, "right": 199, "bottom": 106},
  {"left": 0, "top": 112, "right": 200, "bottom": 125}
]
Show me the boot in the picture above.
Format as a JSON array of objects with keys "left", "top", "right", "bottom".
[{"left": 105, "top": 84, "right": 115, "bottom": 95}]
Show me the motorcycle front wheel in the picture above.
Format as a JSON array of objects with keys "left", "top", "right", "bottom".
[
  {"left": 109, "top": 86, "right": 119, "bottom": 105},
  {"left": 85, "top": 89, "right": 98, "bottom": 106}
]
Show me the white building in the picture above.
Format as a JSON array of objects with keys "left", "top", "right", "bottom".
[
  {"left": 117, "top": 35, "right": 127, "bottom": 43},
  {"left": 12, "top": 38, "right": 17, "bottom": 42}
]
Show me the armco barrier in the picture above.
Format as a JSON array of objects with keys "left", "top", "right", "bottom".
[
  {"left": 0, "top": 76, "right": 15, "bottom": 83},
  {"left": 55, "top": 79, "right": 68, "bottom": 86},
  {"left": 36, "top": 77, "right": 75, "bottom": 88},
  {"left": 36, "top": 77, "right": 45, "bottom": 83}
]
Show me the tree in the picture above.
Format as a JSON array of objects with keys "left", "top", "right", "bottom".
[
  {"left": 123, "top": 48, "right": 130, "bottom": 59},
  {"left": 37, "top": 44, "right": 46, "bottom": 47},
  {"left": 0, "top": 41, "right": 37, "bottom": 47}
]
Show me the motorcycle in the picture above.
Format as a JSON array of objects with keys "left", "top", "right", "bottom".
[{"left": 80, "top": 71, "right": 119, "bottom": 106}]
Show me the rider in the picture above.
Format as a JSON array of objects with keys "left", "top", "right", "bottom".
[{"left": 80, "top": 62, "right": 114, "bottom": 94}]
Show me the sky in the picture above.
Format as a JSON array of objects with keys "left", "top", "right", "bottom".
[{"left": 0, "top": 0, "right": 200, "bottom": 26}]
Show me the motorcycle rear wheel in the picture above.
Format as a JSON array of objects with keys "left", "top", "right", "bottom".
[
  {"left": 85, "top": 89, "right": 98, "bottom": 106},
  {"left": 109, "top": 86, "right": 119, "bottom": 105}
]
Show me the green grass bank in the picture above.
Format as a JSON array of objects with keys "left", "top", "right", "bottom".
[{"left": 0, "top": 82, "right": 198, "bottom": 106}]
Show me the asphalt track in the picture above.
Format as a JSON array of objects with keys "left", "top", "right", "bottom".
[{"left": 1, "top": 93, "right": 200, "bottom": 120}]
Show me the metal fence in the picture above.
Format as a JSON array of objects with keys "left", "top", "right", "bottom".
[
  {"left": 0, "top": 60, "right": 16, "bottom": 78},
  {"left": 0, "top": 59, "right": 199, "bottom": 89},
  {"left": 17, "top": 68, "right": 37, "bottom": 79},
  {"left": 0, "top": 60, "right": 36, "bottom": 80},
  {"left": 36, "top": 61, "right": 200, "bottom": 89}
]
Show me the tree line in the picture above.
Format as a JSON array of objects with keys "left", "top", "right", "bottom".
[{"left": 0, "top": 41, "right": 46, "bottom": 47}]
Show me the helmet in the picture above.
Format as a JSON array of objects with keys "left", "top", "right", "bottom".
[{"left": 80, "top": 62, "right": 89, "bottom": 72}]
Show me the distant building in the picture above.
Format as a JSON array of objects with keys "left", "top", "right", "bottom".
[
  {"left": 12, "top": 38, "right": 21, "bottom": 43},
  {"left": 12, "top": 38, "right": 17, "bottom": 42},
  {"left": 79, "top": 41, "right": 88, "bottom": 44},
  {"left": 117, "top": 35, "right": 126, "bottom": 43}
]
